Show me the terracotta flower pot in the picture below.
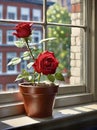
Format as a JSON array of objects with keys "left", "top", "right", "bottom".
[{"left": 19, "top": 82, "right": 58, "bottom": 118}]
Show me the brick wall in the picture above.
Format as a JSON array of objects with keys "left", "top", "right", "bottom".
[{"left": 70, "top": 0, "right": 83, "bottom": 84}]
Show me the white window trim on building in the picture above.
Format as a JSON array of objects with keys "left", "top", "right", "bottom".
[
  {"left": 7, "top": 6, "right": 17, "bottom": 20},
  {"left": 7, "top": 30, "right": 16, "bottom": 44},
  {"left": 20, "top": 52, "right": 27, "bottom": 71},
  {"left": 0, "top": 30, "right": 2, "bottom": 44},
  {"left": 32, "top": 30, "right": 41, "bottom": 43},
  {"left": 21, "top": 7, "right": 30, "bottom": 20},
  {"left": 33, "top": 9, "right": 41, "bottom": 21},
  {"left": 0, "top": 53, "right": 2, "bottom": 73},
  {"left": 6, "top": 83, "right": 18, "bottom": 91},
  {"left": 6, "top": 52, "right": 17, "bottom": 73},
  {"left": 0, "top": 5, "right": 3, "bottom": 19},
  {"left": 0, "top": 84, "right": 3, "bottom": 91}
]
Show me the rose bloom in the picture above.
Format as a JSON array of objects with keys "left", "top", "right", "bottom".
[
  {"left": 33, "top": 51, "right": 59, "bottom": 75},
  {"left": 13, "top": 22, "right": 32, "bottom": 38}
]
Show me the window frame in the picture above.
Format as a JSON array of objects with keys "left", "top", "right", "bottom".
[
  {"left": 32, "top": 30, "right": 41, "bottom": 43},
  {"left": 0, "top": 30, "right": 2, "bottom": 44},
  {"left": 20, "top": 52, "right": 28, "bottom": 71},
  {"left": 0, "top": 84, "right": 3, "bottom": 91},
  {"left": 0, "top": 0, "right": 96, "bottom": 118},
  {"left": 0, "top": 5, "right": 3, "bottom": 19},
  {"left": 7, "top": 30, "right": 16, "bottom": 44},
  {"left": 33, "top": 8, "right": 41, "bottom": 21},
  {"left": 7, "top": 6, "right": 17, "bottom": 20},
  {"left": 6, "top": 52, "right": 17, "bottom": 73},
  {"left": 6, "top": 83, "right": 18, "bottom": 91},
  {"left": 20, "top": 7, "right": 30, "bottom": 20}
]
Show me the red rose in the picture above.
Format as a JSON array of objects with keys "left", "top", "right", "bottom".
[
  {"left": 33, "top": 51, "right": 59, "bottom": 75},
  {"left": 13, "top": 22, "right": 32, "bottom": 38}
]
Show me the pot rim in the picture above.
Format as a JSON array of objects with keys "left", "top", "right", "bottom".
[{"left": 19, "top": 82, "right": 59, "bottom": 88}]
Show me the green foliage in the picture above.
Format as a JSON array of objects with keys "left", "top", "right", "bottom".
[
  {"left": 16, "top": 70, "right": 42, "bottom": 83},
  {"left": 15, "top": 70, "right": 33, "bottom": 82},
  {"left": 55, "top": 72, "right": 64, "bottom": 81},
  {"left": 23, "top": 51, "right": 30, "bottom": 60},
  {"left": 14, "top": 40, "right": 26, "bottom": 48},
  {"left": 47, "top": 74, "right": 55, "bottom": 82},
  {"left": 27, "top": 62, "right": 34, "bottom": 69},
  {"left": 47, "top": 3, "right": 71, "bottom": 71},
  {"left": 7, "top": 57, "right": 21, "bottom": 66},
  {"left": 47, "top": 72, "right": 64, "bottom": 82}
]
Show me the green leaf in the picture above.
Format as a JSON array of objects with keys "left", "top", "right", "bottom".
[
  {"left": 7, "top": 57, "right": 21, "bottom": 66},
  {"left": 55, "top": 72, "right": 64, "bottom": 81},
  {"left": 14, "top": 40, "right": 26, "bottom": 48},
  {"left": 23, "top": 51, "right": 30, "bottom": 57},
  {"left": 23, "top": 51, "right": 30, "bottom": 60},
  {"left": 15, "top": 74, "right": 24, "bottom": 81},
  {"left": 39, "top": 37, "right": 56, "bottom": 44},
  {"left": 28, "top": 76, "right": 33, "bottom": 81},
  {"left": 27, "top": 62, "right": 34, "bottom": 69},
  {"left": 47, "top": 74, "right": 55, "bottom": 82},
  {"left": 7, "top": 61, "right": 13, "bottom": 66},
  {"left": 23, "top": 56, "right": 30, "bottom": 60},
  {"left": 21, "top": 69, "right": 30, "bottom": 76}
]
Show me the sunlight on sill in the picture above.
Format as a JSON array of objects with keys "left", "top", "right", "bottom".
[{"left": 0, "top": 103, "right": 97, "bottom": 129}]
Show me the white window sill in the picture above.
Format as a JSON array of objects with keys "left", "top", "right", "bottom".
[{"left": 0, "top": 102, "right": 97, "bottom": 130}]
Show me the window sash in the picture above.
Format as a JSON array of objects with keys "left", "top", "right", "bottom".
[
  {"left": 21, "top": 7, "right": 30, "bottom": 20},
  {"left": 6, "top": 83, "right": 18, "bottom": 91},
  {"left": 0, "top": 0, "right": 89, "bottom": 95},
  {"left": 0, "top": 0, "right": 96, "bottom": 118},
  {"left": 7, "top": 6, "right": 17, "bottom": 20},
  {"left": 7, "top": 30, "right": 16, "bottom": 44},
  {"left": 33, "top": 9, "right": 41, "bottom": 21}
]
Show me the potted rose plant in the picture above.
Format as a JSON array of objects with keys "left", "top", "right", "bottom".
[{"left": 8, "top": 22, "right": 64, "bottom": 118}]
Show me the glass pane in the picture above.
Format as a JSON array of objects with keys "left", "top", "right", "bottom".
[
  {"left": 47, "top": 26, "right": 71, "bottom": 84},
  {"left": 47, "top": 0, "right": 84, "bottom": 25},
  {"left": 47, "top": 26, "right": 84, "bottom": 85}
]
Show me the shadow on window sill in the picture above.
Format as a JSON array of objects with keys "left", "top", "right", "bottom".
[{"left": 1, "top": 102, "right": 97, "bottom": 130}]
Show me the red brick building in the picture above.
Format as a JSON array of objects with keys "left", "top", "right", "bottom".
[{"left": 0, "top": 0, "right": 53, "bottom": 91}]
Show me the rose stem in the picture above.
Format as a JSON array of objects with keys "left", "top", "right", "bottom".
[{"left": 25, "top": 38, "right": 35, "bottom": 60}]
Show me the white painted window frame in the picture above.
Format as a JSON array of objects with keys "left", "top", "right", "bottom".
[
  {"left": 7, "top": 30, "right": 16, "bottom": 44},
  {"left": 0, "top": 84, "right": 3, "bottom": 91},
  {"left": 0, "top": 5, "right": 3, "bottom": 19},
  {"left": 0, "top": 30, "right": 2, "bottom": 44},
  {"left": 20, "top": 52, "right": 27, "bottom": 71},
  {"left": 32, "top": 30, "right": 41, "bottom": 43},
  {"left": 7, "top": 6, "right": 17, "bottom": 20},
  {"left": 6, "top": 83, "right": 18, "bottom": 91}
]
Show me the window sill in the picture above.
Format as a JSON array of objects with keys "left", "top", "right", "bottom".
[{"left": 1, "top": 102, "right": 97, "bottom": 130}]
